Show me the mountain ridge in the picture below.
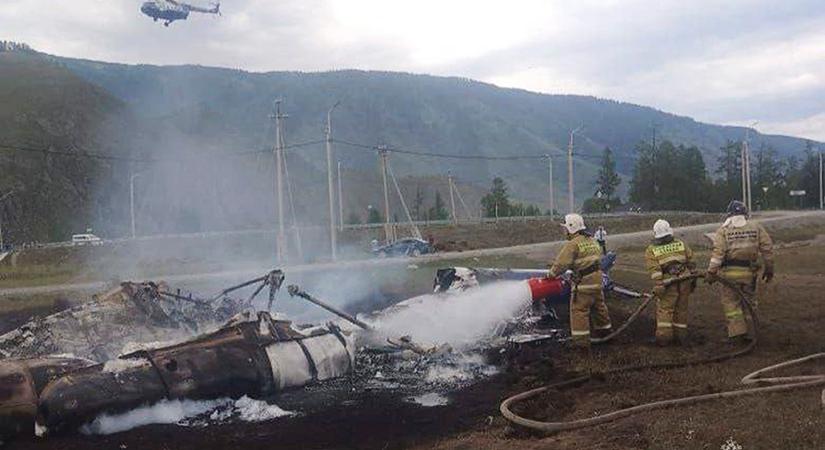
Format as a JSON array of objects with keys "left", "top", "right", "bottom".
[{"left": 0, "top": 45, "right": 820, "bottom": 242}]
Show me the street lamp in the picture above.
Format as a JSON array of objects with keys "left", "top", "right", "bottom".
[
  {"left": 325, "top": 101, "right": 341, "bottom": 260},
  {"left": 130, "top": 172, "right": 143, "bottom": 239}
]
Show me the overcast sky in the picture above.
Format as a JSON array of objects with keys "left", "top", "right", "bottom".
[{"left": 2, "top": 0, "right": 824, "bottom": 141}]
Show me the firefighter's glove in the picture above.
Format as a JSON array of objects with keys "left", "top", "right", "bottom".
[
  {"left": 705, "top": 271, "right": 719, "bottom": 285},
  {"left": 652, "top": 284, "right": 666, "bottom": 298},
  {"left": 762, "top": 263, "right": 774, "bottom": 284}
]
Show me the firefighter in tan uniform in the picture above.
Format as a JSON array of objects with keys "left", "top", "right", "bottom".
[
  {"left": 644, "top": 220, "right": 696, "bottom": 345},
  {"left": 706, "top": 201, "right": 774, "bottom": 342},
  {"left": 548, "top": 214, "right": 612, "bottom": 348}
]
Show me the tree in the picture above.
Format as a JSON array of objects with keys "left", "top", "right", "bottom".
[
  {"left": 714, "top": 140, "right": 743, "bottom": 206},
  {"left": 752, "top": 145, "right": 784, "bottom": 210},
  {"left": 428, "top": 191, "right": 449, "bottom": 220},
  {"left": 792, "top": 144, "right": 820, "bottom": 209},
  {"left": 583, "top": 197, "right": 615, "bottom": 213},
  {"left": 585, "top": 147, "right": 623, "bottom": 213},
  {"left": 596, "top": 147, "right": 621, "bottom": 202},
  {"left": 367, "top": 207, "right": 382, "bottom": 224},
  {"left": 629, "top": 140, "right": 713, "bottom": 211},
  {"left": 480, "top": 177, "right": 510, "bottom": 217},
  {"left": 412, "top": 185, "right": 425, "bottom": 220},
  {"left": 629, "top": 140, "right": 656, "bottom": 209}
]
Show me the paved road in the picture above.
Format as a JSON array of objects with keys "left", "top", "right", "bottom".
[{"left": 2, "top": 210, "right": 822, "bottom": 298}]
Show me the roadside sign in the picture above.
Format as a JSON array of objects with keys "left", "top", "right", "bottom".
[{"left": 789, "top": 190, "right": 806, "bottom": 196}]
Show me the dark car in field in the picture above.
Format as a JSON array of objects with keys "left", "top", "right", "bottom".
[{"left": 372, "top": 238, "right": 434, "bottom": 258}]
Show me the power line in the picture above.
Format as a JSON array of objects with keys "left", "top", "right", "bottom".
[
  {"left": 231, "top": 139, "right": 327, "bottom": 157},
  {"left": 333, "top": 139, "right": 554, "bottom": 161},
  {"left": 1, "top": 137, "right": 636, "bottom": 167},
  {"left": 332, "top": 138, "right": 637, "bottom": 163}
]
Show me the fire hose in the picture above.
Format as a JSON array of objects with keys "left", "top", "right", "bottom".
[
  {"left": 589, "top": 273, "right": 697, "bottom": 345},
  {"left": 501, "top": 275, "right": 825, "bottom": 433}
]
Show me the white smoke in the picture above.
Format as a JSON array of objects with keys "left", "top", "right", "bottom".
[
  {"left": 365, "top": 280, "right": 531, "bottom": 349},
  {"left": 80, "top": 396, "right": 294, "bottom": 435},
  {"left": 80, "top": 399, "right": 228, "bottom": 435}
]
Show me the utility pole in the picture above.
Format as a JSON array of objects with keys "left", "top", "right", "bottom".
[
  {"left": 378, "top": 146, "right": 392, "bottom": 243},
  {"left": 325, "top": 101, "right": 340, "bottom": 261},
  {"left": 745, "top": 141, "right": 753, "bottom": 211},
  {"left": 448, "top": 171, "right": 457, "bottom": 224},
  {"left": 567, "top": 126, "right": 581, "bottom": 213},
  {"left": 129, "top": 172, "right": 142, "bottom": 239},
  {"left": 272, "top": 100, "right": 287, "bottom": 263},
  {"left": 337, "top": 160, "right": 344, "bottom": 231},
  {"left": 743, "top": 123, "right": 757, "bottom": 211},
  {"left": 819, "top": 150, "right": 825, "bottom": 209},
  {"left": 650, "top": 122, "right": 660, "bottom": 204},
  {"left": 741, "top": 140, "right": 748, "bottom": 208},
  {"left": 546, "top": 155, "right": 555, "bottom": 220}
]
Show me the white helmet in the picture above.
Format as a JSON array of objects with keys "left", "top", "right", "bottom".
[
  {"left": 561, "top": 213, "right": 586, "bottom": 234},
  {"left": 653, "top": 219, "right": 673, "bottom": 239}
]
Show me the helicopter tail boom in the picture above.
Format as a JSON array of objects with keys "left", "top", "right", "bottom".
[{"left": 184, "top": 1, "right": 220, "bottom": 15}]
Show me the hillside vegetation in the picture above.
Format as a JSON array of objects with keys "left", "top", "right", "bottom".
[
  {"left": 0, "top": 45, "right": 820, "bottom": 243},
  {"left": 0, "top": 50, "right": 137, "bottom": 241}
]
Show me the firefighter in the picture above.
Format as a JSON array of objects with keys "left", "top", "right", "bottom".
[
  {"left": 548, "top": 214, "right": 612, "bottom": 348},
  {"left": 644, "top": 220, "right": 696, "bottom": 345},
  {"left": 705, "top": 200, "right": 774, "bottom": 342}
]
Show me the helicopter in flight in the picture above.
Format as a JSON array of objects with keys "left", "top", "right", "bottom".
[{"left": 140, "top": 0, "right": 220, "bottom": 26}]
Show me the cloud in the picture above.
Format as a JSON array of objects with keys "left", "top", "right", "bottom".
[
  {"left": 755, "top": 113, "right": 825, "bottom": 142},
  {"left": 1, "top": 0, "right": 823, "bottom": 140}
]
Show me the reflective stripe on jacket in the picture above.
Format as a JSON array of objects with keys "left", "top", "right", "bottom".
[
  {"left": 548, "top": 234, "right": 602, "bottom": 292},
  {"left": 708, "top": 219, "right": 773, "bottom": 281},
  {"left": 645, "top": 239, "right": 693, "bottom": 282}
]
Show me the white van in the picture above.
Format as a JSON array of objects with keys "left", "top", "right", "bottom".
[{"left": 71, "top": 233, "right": 103, "bottom": 246}]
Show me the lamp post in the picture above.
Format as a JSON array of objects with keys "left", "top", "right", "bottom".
[
  {"left": 130, "top": 172, "right": 142, "bottom": 239},
  {"left": 325, "top": 101, "right": 341, "bottom": 260},
  {"left": 567, "top": 127, "right": 581, "bottom": 213}
]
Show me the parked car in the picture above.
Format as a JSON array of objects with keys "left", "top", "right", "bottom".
[
  {"left": 372, "top": 238, "right": 434, "bottom": 258},
  {"left": 71, "top": 233, "right": 103, "bottom": 246}
]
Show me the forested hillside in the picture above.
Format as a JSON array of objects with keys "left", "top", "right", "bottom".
[
  {"left": 0, "top": 44, "right": 820, "bottom": 243},
  {"left": 0, "top": 49, "right": 138, "bottom": 242}
]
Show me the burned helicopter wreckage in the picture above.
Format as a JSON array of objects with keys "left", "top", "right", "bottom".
[
  {"left": 0, "top": 255, "right": 646, "bottom": 439},
  {"left": 0, "top": 275, "right": 272, "bottom": 362},
  {"left": 0, "top": 270, "right": 356, "bottom": 438}
]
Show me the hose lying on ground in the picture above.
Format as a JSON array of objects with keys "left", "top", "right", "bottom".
[
  {"left": 501, "top": 276, "right": 825, "bottom": 433},
  {"left": 588, "top": 293, "right": 653, "bottom": 345}
]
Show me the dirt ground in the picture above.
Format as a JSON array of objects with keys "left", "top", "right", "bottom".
[
  {"left": 3, "top": 213, "right": 825, "bottom": 450},
  {"left": 416, "top": 218, "right": 825, "bottom": 450}
]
